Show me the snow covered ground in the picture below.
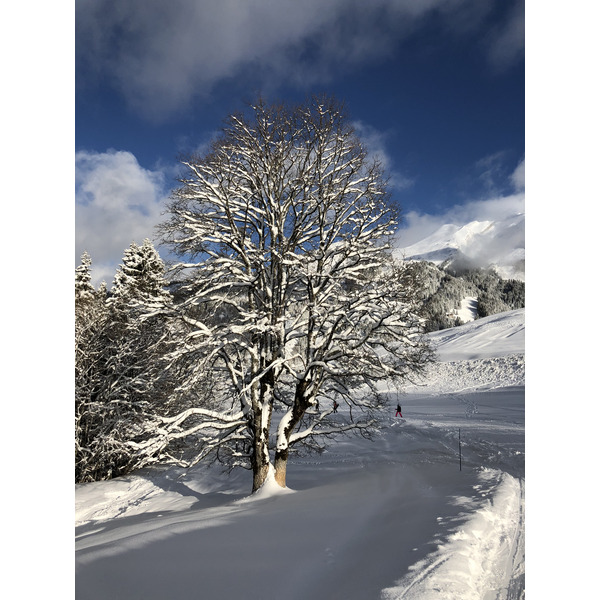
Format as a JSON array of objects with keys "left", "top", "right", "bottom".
[
  {"left": 75, "top": 309, "right": 526, "bottom": 599},
  {"left": 456, "top": 295, "right": 478, "bottom": 323}
]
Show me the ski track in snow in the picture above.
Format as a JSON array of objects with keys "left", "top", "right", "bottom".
[
  {"left": 75, "top": 310, "right": 525, "bottom": 600},
  {"left": 381, "top": 469, "right": 525, "bottom": 600}
]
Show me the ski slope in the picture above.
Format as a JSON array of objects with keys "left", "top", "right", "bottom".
[{"left": 75, "top": 310, "right": 525, "bottom": 600}]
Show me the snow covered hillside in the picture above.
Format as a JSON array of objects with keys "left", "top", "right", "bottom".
[
  {"left": 75, "top": 310, "right": 525, "bottom": 600},
  {"left": 394, "top": 214, "right": 525, "bottom": 281},
  {"left": 404, "top": 308, "right": 525, "bottom": 395}
]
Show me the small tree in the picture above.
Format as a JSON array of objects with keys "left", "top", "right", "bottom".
[
  {"left": 75, "top": 251, "right": 95, "bottom": 304},
  {"left": 154, "top": 97, "right": 432, "bottom": 491},
  {"left": 110, "top": 239, "right": 173, "bottom": 310}
]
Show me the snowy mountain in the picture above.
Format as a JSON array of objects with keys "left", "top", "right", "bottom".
[
  {"left": 394, "top": 213, "right": 525, "bottom": 281},
  {"left": 75, "top": 309, "right": 525, "bottom": 600}
]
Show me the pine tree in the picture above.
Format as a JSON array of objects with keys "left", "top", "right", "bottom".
[
  {"left": 75, "top": 252, "right": 113, "bottom": 481},
  {"left": 75, "top": 241, "right": 177, "bottom": 482},
  {"left": 105, "top": 239, "right": 175, "bottom": 412},
  {"left": 110, "top": 238, "right": 172, "bottom": 312},
  {"left": 75, "top": 251, "right": 95, "bottom": 302}
]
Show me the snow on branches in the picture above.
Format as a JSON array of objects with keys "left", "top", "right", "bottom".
[
  {"left": 157, "top": 96, "right": 433, "bottom": 492},
  {"left": 75, "top": 242, "right": 180, "bottom": 483}
]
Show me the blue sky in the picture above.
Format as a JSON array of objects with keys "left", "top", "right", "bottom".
[{"left": 75, "top": 0, "right": 525, "bottom": 286}]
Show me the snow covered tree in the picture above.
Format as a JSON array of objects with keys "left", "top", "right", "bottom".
[
  {"left": 75, "top": 251, "right": 96, "bottom": 312},
  {"left": 75, "top": 251, "right": 105, "bottom": 409},
  {"left": 154, "top": 97, "right": 432, "bottom": 492},
  {"left": 104, "top": 239, "right": 175, "bottom": 408},
  {"left": 75, "top": 252, "right": 113, "bottom": 481},
  {"left": 110, "top": 239, "right": 173, "bottom": 311},
  {"left": 75, "top": 242, "right": 178, "bottom": 482}
]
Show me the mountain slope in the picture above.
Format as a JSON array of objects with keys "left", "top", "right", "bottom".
[{"left": 394, "top": 213, "right": 525, "bottom": 281}]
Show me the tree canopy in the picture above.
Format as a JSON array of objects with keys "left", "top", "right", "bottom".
[{"left": 154, "top": 97, "right": 433, "bottom": 491}]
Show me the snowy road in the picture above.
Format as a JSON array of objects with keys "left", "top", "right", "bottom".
[{"left": 75, "top": 310, "right": 525, "bottom": 600}]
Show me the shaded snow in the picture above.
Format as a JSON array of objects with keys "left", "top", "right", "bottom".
[
  {"left": 75, "top": 309, "right": 525, "bottom": 600},
  {"left": 382, "top": 469, "right": 524, "bottom": 600}
]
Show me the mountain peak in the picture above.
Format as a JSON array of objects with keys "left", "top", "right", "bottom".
[{"left": 394, "top": 214, "right": 525, "bottom": 281}]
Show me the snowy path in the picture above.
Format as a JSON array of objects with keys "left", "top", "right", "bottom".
[
  {"left": 381, "top": 470, "right": 525, "bottom": 600},
  {"left": 75, "top": 310, "right": 525, "bottom": 599}
]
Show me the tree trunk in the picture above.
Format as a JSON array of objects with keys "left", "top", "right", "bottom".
[
  {"left": 251, "top": 374, "right": 275, "bottom": 493},
  {"left": 273, "top": 450, "right": 288, "bottom": 488},
  {"left": 250, "top": 418, "right": 272, "bottom": 493},
  {"left": 272, "top": 381, "right": 310, "bottom": 488},
  {"left": 252, "top": 460, "right": 270, "bottom": 493}
]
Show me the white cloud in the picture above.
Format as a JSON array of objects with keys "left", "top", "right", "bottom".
[
  {"left": 446, "top": 191, "right": 524, "bottom": 224},
  {"left": 395, "top": 190, "right": 525, "bottom": 277},
  {"left": 396, "top": 156, "right": 525, "bottom": 248},
  {"left": 511, "top": 157, "right": 525, "bottom": 192},
  {"left": 75, "top": 150, "right": 170, "bottom": 287},
  {"left": 76, "top": 0, "right": 511, "bottom": 121},
  {"left": 352, "top": 121, "right": 414, "bottom": 191},
  {"left": 485, "top": 0, "right": 525, "bottom": 71}
]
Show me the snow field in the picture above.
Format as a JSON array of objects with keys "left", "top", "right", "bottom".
[
  {"left": 75, "top": 309, "right": 525, "bottom": 599},
  {"left": 428, "top": 308, "right": 524, "bottom": 362}
]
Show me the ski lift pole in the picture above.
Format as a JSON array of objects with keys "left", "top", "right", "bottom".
[{"left": 459, "top": 428, "right": 462, "bottom": 471}]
